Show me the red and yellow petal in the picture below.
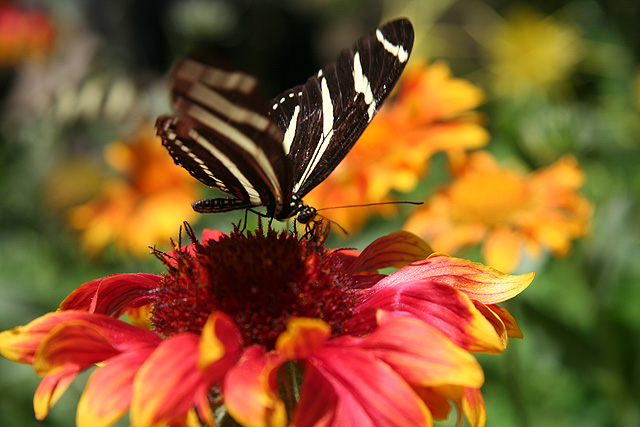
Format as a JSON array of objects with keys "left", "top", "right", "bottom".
[
  {"left": 34, "top": 321, "right": 122, "bottom": 375},
  {"left": 351, "top": 280, "right": 504, "bottom": 353},
  {"left": 425, "top": 385, "right": 486, "bottom": 427},
  {"left": 60, "top": 273, "right": 161, "bottom": 315},
  {"left": 378, "top": 254, "right": 534, "bottom": 304},
  {"left": 35, "top": 314, "right": 160, "bottom": 375},
  {"left": 33, "top": 365, "right": 79, "bottom": 420},
  {"left": 461, "top": 387, "right": 487, "bottom": 427},
  {"left": 126, "top": 304, "right": 152, "bottom": 329},
  {"left": 296, "top": 346, "right": 432, "bottom": 427},
  {"left": 223, "top": 345, "right": 286, "bottom": 427},
  {"left": 352, "top": 316, "right": 484, "bottom": 389},
  {"left": 198, "top": 311, "right": 243, "bottom": 371},
  {"left": 471, "top": 302, "right": 509, "bottom": 348},
  {"left": 275, "top": 317, "right": 331, "bottom": 360},
  {"left": 0, "top": 312, "right": 63, "bottom": 364},
  {"left": 414, "top": 387, "right": 452, "bottom": 421},
  {"left": 487, "top": 304, "right": 523, "bottom": 339},
  {"left": 131, "top": 314, "right": 241, "bottom": 427},
  {"left": 0, "top": 311, "right": 159, "bottom": 365},
  {"left": 348, "top": 231, "right": 434, "bottom": 274},
  {"left": 76, "top": 345, "right": 156, "bottom": 427},
  {"left": 130, "top": 333, "right": 203, "bottom": 427}
]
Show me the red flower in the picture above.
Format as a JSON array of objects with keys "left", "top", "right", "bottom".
[
  {"left": 0, "top": 3, "right": 56, "bottom": 67},
  {"left": 0, "top": 223, "right": 533, "bottom": 426}
]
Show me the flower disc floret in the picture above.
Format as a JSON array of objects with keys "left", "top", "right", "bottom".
[{"left": 151, "top": 226, "right": 358, "bottom": 349}]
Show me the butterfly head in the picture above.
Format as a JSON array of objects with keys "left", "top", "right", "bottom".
[
  {"left": 296, "top": 204, "right": 317, "bottom": 224},
  {"left": 284, "top": 194, "right": 316, "bottom": 224}
]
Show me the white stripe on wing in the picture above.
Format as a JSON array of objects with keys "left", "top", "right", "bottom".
[
  {"left": 293, "top": 76, "right": 334, "bottom": 193},
  {"left": 185, "top": 101, "right": 283, "bottom": 203}
]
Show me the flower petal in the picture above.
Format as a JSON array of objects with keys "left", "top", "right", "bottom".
[
  {"left": 76, "top": 345, "right": 156, "bottom": 427},
  {"left": 461, "top": 387, "right": 487, "bottom": 427},
  {"left": 0, "top": 311, "right": 158, "bottom": 365},
  {"left": 126, "top": 304, "right": 152, "bottom": 329},
  {"left": 296, "top": 346, "right": 432, "bottom": 427},
  {"left": 348, "top": 231, "right": 434, "bottom": 274},
  {"left": 198, "top": 311, "right": 243, "bottom": 371},
  {"left": 223, "top": 346, "right": 287, "bottom": 427},
  {"left": 60, "top": 273, "right": 161, "bottom": 315},
  {"left": 414, "top": 387, "right": 452, "bottom": 421},
  {"left": 34, "top": 321, "right": 120, "bottom": 375},
  {"left": 329, "top": 249, "right": 361, "bottom": 272},
  {"left": 487, "top": 304, "right": 523, "bottom": 339},
  {"left": 292, "top": 367, "right": 337, "bottom": 427},
  {"left": 471, "top": 302, "right": 509, "bottom": 348},
  {"left": 377, "top": 254, "right": 534, "bottom": 304},
  {"left": 275, "top": 317, "right": 331, "bottom": 360},
  {"left": 0, "top": 312, "right": 83, "bottom": 364},
  {"left": 351, "top": 280, "right": 504, "bottom": 353},
  {"left": 351, "top": 316, "right": 484, "bottom": 388},
  {"left": 33, "top": 366, "right": 79, "bottom": 420},
  {"left": 131, "top": 314, "right": 241, "bottom": 427},
  {"left": 130, "top": 334, "right": 203, "bottom": 427},
  {"left": 32, "top": 313, "right": 161, "bottom": 375}
]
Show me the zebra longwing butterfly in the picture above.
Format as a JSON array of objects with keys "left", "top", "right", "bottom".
[{"left": 155, "top": 18, "right": 414, "bottom": 223}]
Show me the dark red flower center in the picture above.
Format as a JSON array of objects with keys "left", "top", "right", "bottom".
[{"left": 151, "top": 224, "right": 357, "bottom": 349}]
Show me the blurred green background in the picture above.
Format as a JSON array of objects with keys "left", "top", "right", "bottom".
[{"left": 1, "top": 0, "right": 638, "bottom": 426}]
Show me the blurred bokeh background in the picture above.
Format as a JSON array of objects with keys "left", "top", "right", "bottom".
[{"left": 0, "top": 0, "right": 638, "bottom": 426}]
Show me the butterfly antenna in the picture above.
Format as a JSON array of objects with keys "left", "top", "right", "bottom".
[
  {"left": 312, "top": 201, "right": 423, "bottom": 236},
  {"left": 316, "top": 200, "right": 423, "bottom": 213}
]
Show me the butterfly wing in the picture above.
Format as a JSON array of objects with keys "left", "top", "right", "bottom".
[
  {"left": 155, "top": 58, "right": 293, "bottom": 215},
  {"left": 268, "top": 18, "right": 414, "bottom": 198}
]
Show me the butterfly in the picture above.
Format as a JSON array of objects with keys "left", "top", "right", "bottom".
[{"left": 155, "top": 18, "right": 414, "bottom": 223}]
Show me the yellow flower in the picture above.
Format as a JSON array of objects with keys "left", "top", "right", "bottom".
[
  {"left": 304, "top": 58, "right": 489, "bottom": 231},
  {"left": 484, "top": 7, "right": 583, "bottom": 97},
  {"left": 68, "top": 123, "right": 198, "bottom": 256},
  {"left": 404, "top": 151, "right": 592, "bottom": 272}
]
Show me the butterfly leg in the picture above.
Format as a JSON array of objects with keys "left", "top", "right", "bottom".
[{"left": 240, "top": 209, "right": 249, "bottom": 232}]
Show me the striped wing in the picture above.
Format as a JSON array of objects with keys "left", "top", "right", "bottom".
[
  {"left": 268, "top": 19, "right": 414, "bottom": 198},
  {"left": 155, "top": 59, "right": 293, "bottom": 215}
]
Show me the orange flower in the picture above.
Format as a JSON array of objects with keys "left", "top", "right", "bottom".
[
  {"left": 304, "top": 58, "right": 489, "bottom": 231},
  {"left": 0, "top": 3, "right": 56, "bottom": 66},
  {"left": 405, "top": 151, "right": 593, "bottom": 272},
  {"left": 0, "top": 223, "right": 533, "bottom": 427},
  {"left": 68, "top": 123, "right": 198, "bottom": 256}
]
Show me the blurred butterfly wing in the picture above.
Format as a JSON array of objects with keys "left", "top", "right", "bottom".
[{"left": 156, "top": 59, "right": 292, "bottom": 214}]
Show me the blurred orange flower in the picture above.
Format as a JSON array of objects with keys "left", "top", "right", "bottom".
[
  {"left": 304, "top": 58, "right": 489, "bottom": 231},
  {"left": 69, "top": 123, "right": 198, "bottom": 256},
  {"left": 404, "top": 151, "right": 592, "bottom": 272},
  {"left": 0, "top": 3, "right": 56, "bottom": 67}
]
